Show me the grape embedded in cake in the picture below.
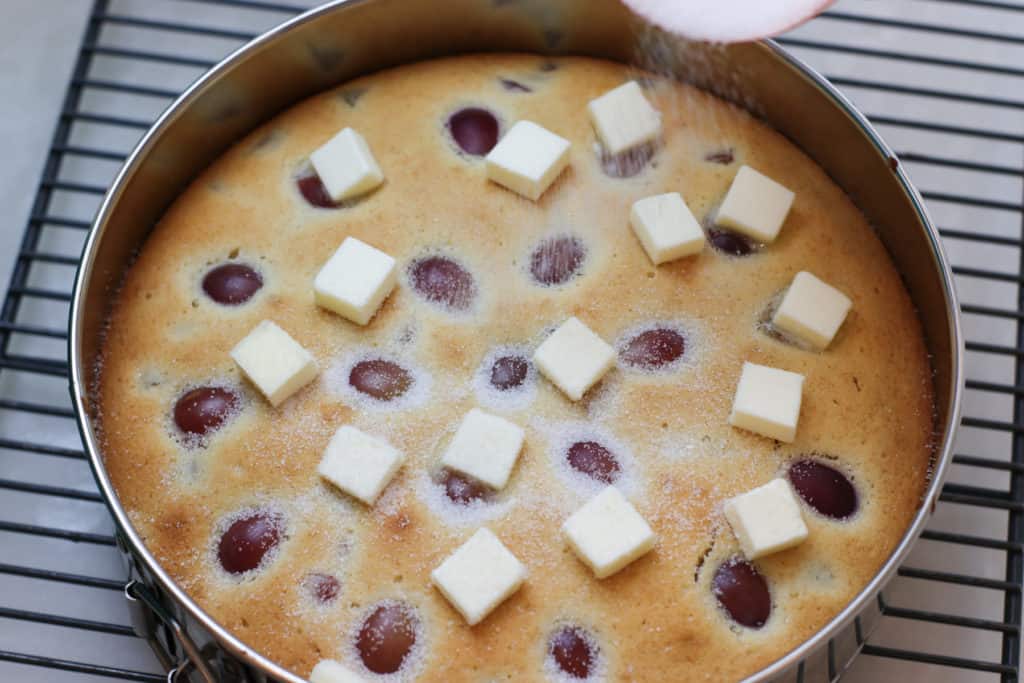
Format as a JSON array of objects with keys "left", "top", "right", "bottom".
[
  {"left": 447, "top": 107, "right": 501, "bottom": 156},
  {"left": 489, "top": 354, "right": 529, "bottom": 391},
  {"left": 548, "top": 625, "right": 600, "bottom": 679},
  {"left": 348, "top": 358, "right": 414, "bottom": 402},
  {"left": 788, "top": 459, "right": 860, "bottom": 520},
  {"left": 408, "top": 255, "right": 477, "bottom": 312},
  {"left": 440, "top": 469, "right": 491, "bottom": 506},
  {"left": 707, "top": 227, "right": 756, "bottom": 256},
  {"left": 566, "top": 440, "right": 621, "bottom": 484},
  {"left": 713, "top": 557, "right": 772, "bottom": 629},
  {"left": 529, "top": 235, "right": 586, "bottom": 286},
  {"left": 201, "top": 262, "right": 263, "bottom": 305},
  {"left": 619, "top": 327, "right": 687, "bottom": 370},
  {"left": 355, "top": 603, "right": 420, "bottom": 674},
  {"left": 172, "top": 386, "right": 240, "bottom": 440}
]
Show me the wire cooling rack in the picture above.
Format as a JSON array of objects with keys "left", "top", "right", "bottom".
[{"left": 0, "top": 0, "right": 1021, "bottom": 681}]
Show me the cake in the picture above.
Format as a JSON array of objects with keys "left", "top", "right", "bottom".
[{"left": 96, "top": 53, "right": 934, "bottom": 682}]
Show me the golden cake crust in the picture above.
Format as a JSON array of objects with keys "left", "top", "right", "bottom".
[{"left": 97, "top": 54, "right": 934, "bottom": 681}]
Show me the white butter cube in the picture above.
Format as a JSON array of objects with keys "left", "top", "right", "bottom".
[
  {"left": 310, "top": 660, "right": 366, "bottom": 683},
  {"left": 729, "top": 362, "right": 804, "bottom": 443},
  {"left": 772, "top": 271, "right": 852, "bottom": 350},
  {"left": 314, "top": 237, "right": 397, "bottom": 325},
  {"left": 485, "top": 120, "right": 571, "bottom": 201},
  {"left": 230, "top": 320, "right": 318, "bottom": 407},
  {"left": 310, "top": 127, "right": 384, "bottom": 202},
  {"left": 317, "top": 425, "right": 404, "bottom": 505},
  {"left": 587, "top": 81, "right": 662, "bottom": 156},
  {"left": 533, "top": 317, "right": 615, "bottom": 401},
  {"left": 441, "top": 409, "right": 525, "bottom": 490},
  {"left": 716, "top": 165, "right": 795, "bottom": 243},
  {"left": 630, "top": 192, "right": 706, "bottom": 264},
  {"left": 431, "top": 528, "right": 527, "bottom": 625},
  {"left": 724, "top": 479, "right": 809, "bottom": 559},
  {"left": 562, "top": 485, "right": 656, "bottom": 579}
]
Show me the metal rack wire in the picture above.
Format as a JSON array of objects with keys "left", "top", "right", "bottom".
[{"left": 0, "top": 0, "right": 1020, "bottom": 680}]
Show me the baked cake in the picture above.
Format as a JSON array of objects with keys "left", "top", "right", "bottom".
[{"left": 96, "top": 53, "right": 934, "bottom": 682}]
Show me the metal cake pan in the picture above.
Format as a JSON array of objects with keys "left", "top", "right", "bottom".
[{"left": 68, "top": 0, "right": 964, "bottom": 680}]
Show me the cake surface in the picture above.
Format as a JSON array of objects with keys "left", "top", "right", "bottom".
[{"left": 97, "top": 53, "right": 934, "bottom": 681}]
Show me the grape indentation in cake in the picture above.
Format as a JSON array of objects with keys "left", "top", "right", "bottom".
[
  {"left": 173, "top": 386, "right": 240, "bottom": 439},
  {"left": 356, "top": 602, "right": 420, "bottom": 674},
  {"left": 349, "top": 359, "right": 413, "bottom": 401},
  {"left": 599, "top": 142, "right": 656, "bottom": 178},
  {"left": 707, "top": 227, "right": 755, "bottom": 257},
  {"left": 705, "top": 149, "right": 735, "bottom": 165},
  {"left": 620, "top": 328, "right": 686, "bottom": 370},
  {"left": 447, "top": 107, "right": 500, "bottom": 156},
  {"left": 530, "top": 235, "right": 586, "bottom": 286},
  {"left": 788, "top": 459, "right": 859, "bottom": 520},
  {"left": 217, "top": 510, "right": 283, "bottom": 575},
  {"left": 490, "top": 355, "right": 529, "bottom": 391},
  {"left": 304, "top": 572, "right": 340, "bottom": 605},
  {"left": 441, "top": 469, "right": 491, "bottom": 505},
  {"left": 500, "top": 78, "right": 532, "bottom": 93},
  {"left": 548, "top": 625, "right": 598, "bottom": 679},
  {"left": 202, "top": 263, "right": 263, "bottom": 305},
  {"left": 296, "top": 170, "right": 338, "bottom": 208},
  {"left": 409, "top": 256, "right": 476, "bottom": 311},
  {"left": 712, "top": 557, "right": 771, "bottom": 629},
  {"left": 566, "top": 441, "right": 621, "bottom": 484}
]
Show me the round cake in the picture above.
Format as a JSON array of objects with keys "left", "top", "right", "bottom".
[{"left": 97, "top": 53, "right": 934, "bottom": 682}]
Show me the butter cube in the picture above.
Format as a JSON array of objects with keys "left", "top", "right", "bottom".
[
  {"left": 431, "top": 528, "right": 527, "bottom": 625},
  {"left": 562, "top": 485, "right": 656, "bottom": 579},
  {"left": 630, "top": 192, "right": 706, "bottom": 264},
  {"left": 310, "top": 127, "right": 384, "bottom": 202},
  {"left": 314, "top": 237, "right": 397, "bottom": 325},
  {"left": 724, "top": 479, "right": 808, "bottom": 559},
  {"left": 729, "top": 362, "right": 804, "bottom": 443},
  {"left": 318, "top": 425, "right": 404, "bottom": 505},
  {"left": 772, "top": 271, "right": 852, "bottom": 350},
  {"left": 231, "top": 320, "right": 318, "bottom": 407},
  {"left": 485, "top": 120, "right": 571, "bottom": 201},
  {"left": 441, "top": 408, "right": 525, "bottom": 490},
  {"left": 310, "top": 660, "right": 366, "bottom": 683},
  {"left": 587, "top": 81, "right": 662, "bottom": 156},
  {"left": 533, "top": 317, "right": 615, "bottom": 401},
  {"left": 716, "top": 165, "right": 795, "bottom": 243}
]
